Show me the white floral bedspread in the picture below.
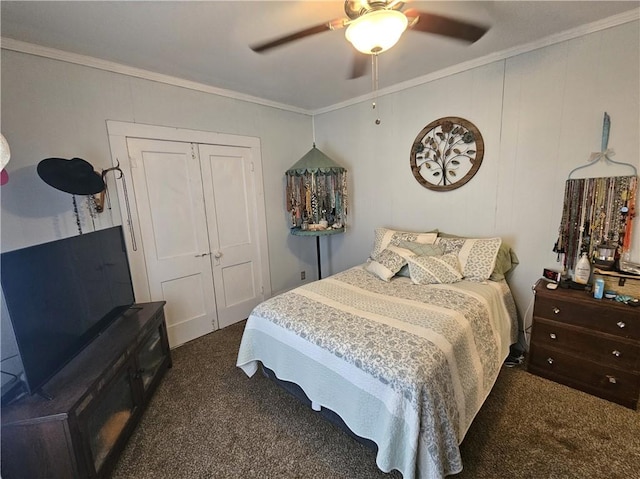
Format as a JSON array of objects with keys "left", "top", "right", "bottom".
[{"left": 237, "top": 265, "right": 517, "bottom": 478}]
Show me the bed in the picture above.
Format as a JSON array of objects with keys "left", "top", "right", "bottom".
[{"left": 237, "top": 229, "right": 519, "bottom": 478}]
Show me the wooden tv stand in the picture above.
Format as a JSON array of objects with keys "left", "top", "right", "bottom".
[{"left": 1, "top": 302, "right": 171, "bottom": 478}]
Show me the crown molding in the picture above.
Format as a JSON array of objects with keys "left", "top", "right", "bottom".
[
  {"left": 313, "top": 8, "right": 640, "bottom": 115},
  {"left": 1, "top": 7, "right": 637, "bottom": 117},
  {"left": 0, "top": 37, "right": 312, "bottom": 116}
]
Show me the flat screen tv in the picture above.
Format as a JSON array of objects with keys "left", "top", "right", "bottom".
[{"left": 1, "top": 226, "right": 135, "bottom": 397}]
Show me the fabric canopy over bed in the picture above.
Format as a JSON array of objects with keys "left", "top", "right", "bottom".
[{"left": 237, "top": 263, "right": 518, "bottom": 478}]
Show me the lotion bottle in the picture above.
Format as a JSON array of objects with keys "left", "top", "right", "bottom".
[{"left": 574, "top": 252, "right": 591, "bottom": 284}]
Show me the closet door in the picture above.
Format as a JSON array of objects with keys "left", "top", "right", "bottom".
[
  {"left": 126, "top": 138, "right": 218, "bottom": 347},
  {"left": 199, "top": 144, "right": 265, "bottom": 329}
]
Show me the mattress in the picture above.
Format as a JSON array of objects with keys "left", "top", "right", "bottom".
[{"left": 237, "top": 265, "right": 518, "bottom": 478}]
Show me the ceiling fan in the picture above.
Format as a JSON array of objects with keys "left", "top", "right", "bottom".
[{"left": 251, "top": 0, "right": 489, "bottom": 78}]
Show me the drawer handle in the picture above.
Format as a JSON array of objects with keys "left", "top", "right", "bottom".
[
  {"left": 549, "top": 333, "right": 557, "bottom": 340},
  {"left": 552, "top": 307, "right": 560, "bottom": 314},
  {"left": 606, "top": 375, "right": 617, "bottom": 384},
  {"left": 612, "top": 350, "right": 622, "bottom": 357},
  {"left": 617, "top": 321, "right": 626, "bottom": 329},
  {"left": 547, "top": 357, "right": 554, "bottom": 365}
]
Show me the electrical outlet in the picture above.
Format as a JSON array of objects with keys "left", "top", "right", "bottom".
[{"left": 301, "top": 271, "right": 306, "bottom": 281}]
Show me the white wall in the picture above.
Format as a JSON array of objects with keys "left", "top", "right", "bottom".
[
  {"left": 0, "top": 49, "right": 317, "bottom": 384},
  {"left": 313, "top": 21, "right": 640, "bottom": 331},
  {"left": 0, "top": 49, "right": 317, "bottom": 293},
  {"left": 1, "top": 20, "right": 638, "bottom": 378}
]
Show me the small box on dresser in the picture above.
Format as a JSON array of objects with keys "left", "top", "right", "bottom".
[{"left": 528, "top": 282, "right": 640, "bottom": 409}]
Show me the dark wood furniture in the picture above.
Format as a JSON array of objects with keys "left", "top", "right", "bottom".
[
  {"left": 528, "top": 283, "right": 639, "bottom": 409},
  {"left": 1, "top": 302, "right": 171, "bottom": 478}
]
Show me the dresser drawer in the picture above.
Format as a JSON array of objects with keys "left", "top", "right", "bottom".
[
  {"left": 533, "top": 295, "right": 640, "bottom": 339},
  {"left": 530, "top": 318, "right": 640, "bottom": 370},
  {"left": 529, "top": 344, "right": 640, "bottom": 407}
]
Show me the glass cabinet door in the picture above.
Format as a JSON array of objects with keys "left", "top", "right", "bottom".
[
  {"left": 137, "top": 326, "right": 165, "bottom": 392},
  {"left": 85, "top": 367, "right": 136, "bottom": 473}
]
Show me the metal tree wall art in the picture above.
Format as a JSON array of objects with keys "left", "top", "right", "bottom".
[{"left": 410, "top": 117, "right": 484, "bottom": 191}]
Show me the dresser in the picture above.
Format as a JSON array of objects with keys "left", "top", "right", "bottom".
[{"left": 528, "top": 282, "right": 640, "bottom": 409}]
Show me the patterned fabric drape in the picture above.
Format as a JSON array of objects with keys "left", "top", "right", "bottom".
[{"left": 556, "top": 175, "right": 637, "bottom": 271}]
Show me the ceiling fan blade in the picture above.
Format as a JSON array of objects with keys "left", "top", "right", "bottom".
[
  {"left": 405, "top": 9, "right": 489, "bottom": 43},
  {"left": 349, "top": 53, "right": 368, "bottom": 79},
  {"left": 251, "top": 19, "right": 345, "bottom": 53}
]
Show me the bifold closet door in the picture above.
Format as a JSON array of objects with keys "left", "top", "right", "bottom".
[
  {"left": 198, "top": 144, "right": 264, "bottom": 329},
  {"left": 126, "top": 138, "right": 218, "bottom": 347}
]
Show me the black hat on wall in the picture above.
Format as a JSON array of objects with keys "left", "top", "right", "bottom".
[{"left": 37, "top": 157, "right": 105, "bottom": 195}]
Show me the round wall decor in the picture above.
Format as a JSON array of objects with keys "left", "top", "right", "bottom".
[{"left": 410, "top": 117, "right": 484, "bottom": 191}]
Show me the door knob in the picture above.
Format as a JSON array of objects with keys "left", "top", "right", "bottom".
[{"left": 214, "top": 251, "right": 222, "bottom": 259}]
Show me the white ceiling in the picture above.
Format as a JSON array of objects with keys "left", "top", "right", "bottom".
[{"left": 1, "top": 1, "right": 638, "bottom": 112}]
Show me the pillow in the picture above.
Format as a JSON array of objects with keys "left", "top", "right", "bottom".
[
  {"left": 371, "top": 227, "right": 438, "bottom": 258},
  {"left": 406, "top": 254, "right": 463, "bottom": 284},
  {"left": 436, "top": 237, "right": 502, "bottom": 281},
  {"left": 365, "top": 245, "right": 414, "bottom": 281},
  {"left": 396, "top": 240, "right": 444, "bottom": 257},
  {"left": 395, "top": 241, "right": 444, "bottom": 277},
  {"left": 438, "top": 232, "right": 519, "bottom": 280},
  {"left": 490, "top": 242, "right": 519, "bottom": 281}
]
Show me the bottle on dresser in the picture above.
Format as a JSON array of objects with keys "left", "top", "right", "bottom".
[{"left": 573, "top": 252, "right": 591, "bottom": 285}]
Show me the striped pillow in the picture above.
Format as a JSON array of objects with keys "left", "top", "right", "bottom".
[
  {"left": 371, "top": 228, "right": 438, "bottom": 258},
  {"left": 365, "top": 245, "right": 414, "bottom": 282},
  {"left": 406, "top": 254, "right": 463, "bottom": 284},
  {"left": 436, "top": 237, "right": 502, "bottom": 281},
  {"left": 395, "top": 241, "right": 444, "bottom": 277}
]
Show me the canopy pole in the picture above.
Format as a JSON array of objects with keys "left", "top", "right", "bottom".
[{"left": 316, "top": 235, "right": 322, "bottom": 280}]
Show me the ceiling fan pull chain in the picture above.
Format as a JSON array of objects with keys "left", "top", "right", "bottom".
[{"left": 372, "top": 53, "right": 380, "bottom": 125}]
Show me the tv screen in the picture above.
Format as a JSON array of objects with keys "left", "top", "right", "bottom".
[{"left": 1, "top": 226, "right": 135, "bottom": 395}]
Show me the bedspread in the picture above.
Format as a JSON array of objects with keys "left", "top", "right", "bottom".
[{"left": 237, "top": 265, "right": 517, "bottom": 478}]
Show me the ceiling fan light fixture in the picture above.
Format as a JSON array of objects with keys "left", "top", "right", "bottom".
[{"left": 345, "top": 9, "right": 408, "bottom": 54}]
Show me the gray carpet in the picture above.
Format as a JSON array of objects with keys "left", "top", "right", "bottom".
[{"left": 112, "top": 321, "right": 640, "bottom": 479}]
